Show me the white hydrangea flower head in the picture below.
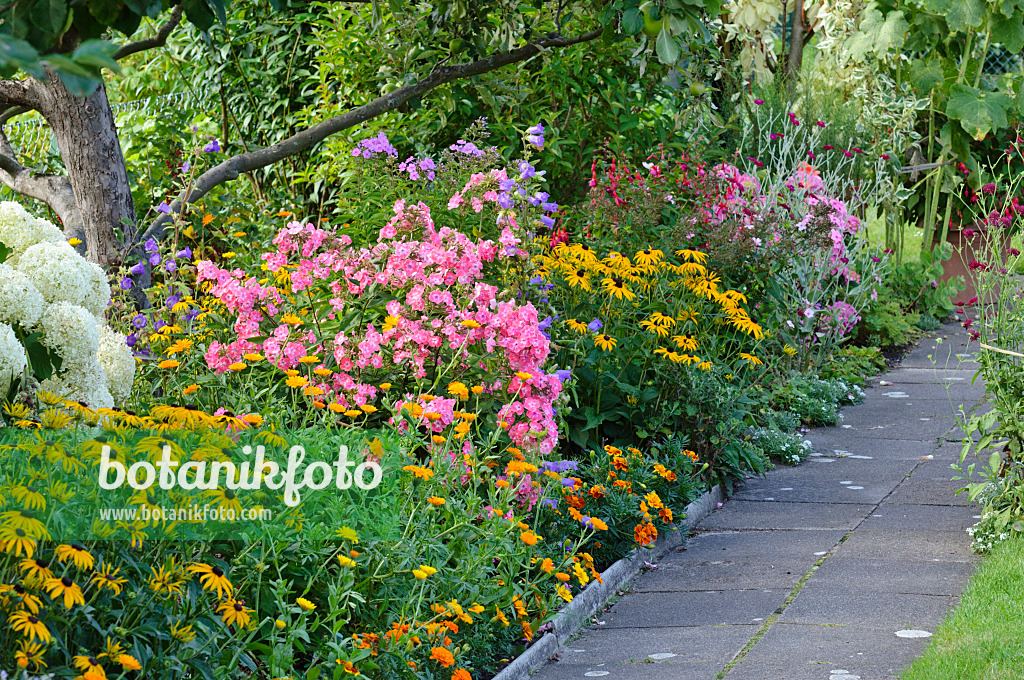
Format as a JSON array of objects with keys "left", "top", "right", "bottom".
[
  {"left": 39, "top": 301, "right": 99, "bottom": 360},
  {"left": 0, "top": 322, "right": 27, "bottom": 392},
  {"left": 81, "top": 261, "right": 112, "bottom": 317},
  {"left": 0, "top": 201, "right": 64, "bottom": 262},
  {"left": 15, "top": 241, "right": 92, "bottom": 306},
  {"left": 0, "top": 262, "right": 46, "bottom": 327},
  {"left": 96, "top": 325, "right": 135, "bottom": 404},
  {"left": 55, "top": 355, "right": 115, "bottom": 410}
]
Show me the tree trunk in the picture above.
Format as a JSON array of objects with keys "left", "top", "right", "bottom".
[
  {"left": 42, "top": 74, "right": 134, "bottom": 266},
  {"left": 788, "top": 0, "right": 806, "bottom": 78}
]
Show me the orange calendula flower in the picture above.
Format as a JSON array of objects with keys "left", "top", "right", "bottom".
[
  {"left": 403, "top": 465, "right": 433, "bottom": 480},
  {"left": 285, "top": 376, "right": 308, "bottom": 388},
  {"left": 182, "top": 384, "right": 200, "bottom": 395},
  {"left": 427, "top": 496, "right": 446, "bottom": 506},
  {"left": 520, "top": 531, "right": 539, "bottom": 546},
  {"left": 158, "top": 359, "right": 179, "bottom": 369}
]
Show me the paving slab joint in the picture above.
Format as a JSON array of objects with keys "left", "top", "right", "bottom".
[{"left": 489, "top": 484, "right": 724, "bottom": 680}]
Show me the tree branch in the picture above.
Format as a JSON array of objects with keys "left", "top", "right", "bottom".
[
  {"left": 138, "top": 27, "right": 603, "bottom": 245},
  {"left": 0, "top": 128, "right": 85, "bottom": 242},
  {"left": 0, "top": 79, "right": 43, "bottom": 110},
  {"left": 114, "top": 5, "right": 185, "bottom": 61}
]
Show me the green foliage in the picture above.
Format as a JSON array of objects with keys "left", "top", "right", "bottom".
[
  {"left": 772, "top": 374, "right": 865, "bottom": 427},
  {"left": 818, "top": 346, "right": 888, "bottom": 387},
  {"left": 750, "top": 426, "right": 812, "bottom": 466},
  {"left": 857, "top": 298, "right": 920, "bottom": 348}
]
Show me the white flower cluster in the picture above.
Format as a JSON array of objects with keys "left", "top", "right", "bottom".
[{"left": 0, "top": 202, "right": 133, "bottom": 407}]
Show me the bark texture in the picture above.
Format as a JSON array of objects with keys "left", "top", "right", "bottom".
[{"left": 41, "top": 75, "right": 135, "bottom": 265}]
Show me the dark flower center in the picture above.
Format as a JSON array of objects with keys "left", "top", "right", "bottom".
[
  {"left": 212, "top": 566, "right": 224, "bottom": 577},
  {"left": 61, "top": 577, "right": 73, "bottom": 587},
  {"left": 71, "top": 543, "right": 85, "bottom": 551}
]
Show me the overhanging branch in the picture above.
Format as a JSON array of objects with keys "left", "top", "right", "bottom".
[
  {"left": 138, "top": 27, "right": 603, "bottom": 245},
  {"left": 0, "top": 79, "right": 43, "bottom": 110},
  {"left": 114, "top": 5, "right": 185, "bottom": 61},
  {"left": 0, "top": 129, "right": 85, "bottom": 239}
]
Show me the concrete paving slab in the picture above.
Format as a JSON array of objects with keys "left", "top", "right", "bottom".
[
  {"left": 808, "top": 556, "right": 976, "bottom": 596},
  {"left": 699, "top": 501, "right": 874, "bottom": 531},
  {"left": 726, "top": 623, "right": 934, "bottom": 680},
  {"left": 833, "top": 529, "right": 976, "bottom": 563},
  {"left": 550, "top": 623, "right": 759, "bottom": 666},
  {"left": 879, "top": 366, "right": 982, "bottom": 385},
  {"left": 839, "top": 402, "right": 962, "bottom": 426},
  {"left": 732, "top": 458, "right": 918, "bottom": 504},
  {"left": 859, "top": 503, "right": 979, "bottom": 532},
  {"left": 680, "top": 529, "right": 848, "bottom": 559},
  {"left": 779, "top": 584, "right": 957, "bottom": 629},
  {"left": 533, "top": 656, "right": 729, "bottom": 680},
  {"left": 885, "top": 472, "right": 971, "bottom": 506},
  {"left": 631, "top": 555, "right": 814, "bottom": 592},
  {"left": 598, "top": 589, "right": 790, "bottom": 629},
  {"left": 830, "top": 417, "right": 956, "bottom": 441},
  {"left": 799, "top": 433, "right": 938, "bottom": 461}
]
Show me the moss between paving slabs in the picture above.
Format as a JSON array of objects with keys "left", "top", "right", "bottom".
[{"left": 901, "top": 537, "right": 1024, "bottom": 680}]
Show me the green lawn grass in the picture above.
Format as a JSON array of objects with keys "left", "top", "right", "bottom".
[{"left": 901, "top": 537, "right": 1024, "bottom": 680}]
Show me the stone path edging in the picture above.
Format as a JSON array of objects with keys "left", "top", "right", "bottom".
[{"left": 491, "top": 485, "right": 725, "bottom": 680}]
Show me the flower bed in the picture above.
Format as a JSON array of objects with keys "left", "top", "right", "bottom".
[{"left": 0, "top": 122, "right": 890, "bottom": 678}]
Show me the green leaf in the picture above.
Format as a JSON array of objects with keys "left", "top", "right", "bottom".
[
  {"left": 182, "top": 0, "right": 216, "bottom": 31},
  {"left": 909, "top": 58, "right": 944, "bottom": 93},
  {"left": 0, "top": 37, "right": 46, "bottom": 79},
  {"left": 655, "top": 29, "right": 680, "bottom": 64},
  {"left": 992, "top": 12, "right": 1024, "bottom": 52},
  {"left": 205, "top": 0, "right": 228, "bottom": 26},
  {"left": 72, "top": 39, "right": 122, "bottom": 75},
  {"left": 0, "top": 240, "right": 11, "bottom": 263},
  {"left": 43, "top": 54, "right": 102, "bottom": 96},
  {"left": 30, "top": 0, "right": 68, "bottom": 36},
  {"left": 621, "top": 7, "right": 643, "bottom": 34},
  {"left": 848, "top": 7, "right": 908, "bottom": 61},
  {"left": 86, "top": 0, "right": 121, "bottom": 25},
  {"left": 946, "top": 83, "right": 1012, "bottom": 140},
  {"left": 944, "top": 0, "right": 985, "bottom": 32}
]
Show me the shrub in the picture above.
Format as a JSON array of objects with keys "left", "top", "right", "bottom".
[{"left": 0, "top": 202, "right": 132, "bottom": 410}]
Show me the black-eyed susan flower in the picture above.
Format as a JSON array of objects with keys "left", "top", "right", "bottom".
[
  {"left": 601, "top": 276, "right": 636, "bottom": 300},
  {"left": 634, "top": 248, "right": 664, "bottom": 266},
  {"left": 217, "top": 598, "right": 254, "bottom": 628},
  {"left": 2, "top": 510, "right": 48, "bottom": 536},
  {"left": 0, "top": 525, "right": 37, "bottom": 557},
  {"left": 19, "top": 557, "right": 53, "bottom": 581},
  {"left": 671, "top": 334, "right": 699, "bottom": 351},
  {"left": 15, "top": 639, "right": 47, "bottom": 671},
  {"left": 72, "top": 655, "right": 105, "bottom": 675},
  {"left": 44, "top": 575, "right": 85, "bottom": 609},
  {"left": 91, "top": 563, "right": 128, "bottom": 595},
  {"left": 170, "top": 620, "right": 196, "bottom": 643},
  {"left": 674, "top": 248, "right": 708, "bottom": 263},
  {"left": 565, "top": 268, "right": 591, "bottom": 291},
  {"left": 149, "top": 564, "right": 186, "bottom": 598},
  {"left": 9, "top": 610, "right": 50, "bottom": 642},
  {"left": 565, "top": 318, "right": 588, "bottom": 334},
  {"left": 11, "top": 485, "right": 45, "bottom": 511},
  {"left": 594, "top": 334, "right": 617, "bottom": 351},
  {"left": 187, "top": 562, "right": 234, "bottom": 599},
  {"left": 738, "top": 352, "right": 763, "bottom": 366},
  {"left": 0, "top": 584, "right": 41, "bottom": 613},
  {"left": 55, "top": 543, "right": 94, "bottom": 569}
]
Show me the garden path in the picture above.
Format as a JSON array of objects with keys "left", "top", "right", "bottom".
[{"left": 531, "top": 322, "right": 983, "bottom": 680}]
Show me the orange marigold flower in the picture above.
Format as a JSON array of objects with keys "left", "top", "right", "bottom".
[
  {"left": 634, "top": 522, "right": 658, "bottom": 546},
  {"left": 430, "top": 647, "right": 455, "bottom": 668}
]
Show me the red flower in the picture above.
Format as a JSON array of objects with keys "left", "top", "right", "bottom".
[{"left": 823, "top": 145, "right": 834, "bottom": 150}]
